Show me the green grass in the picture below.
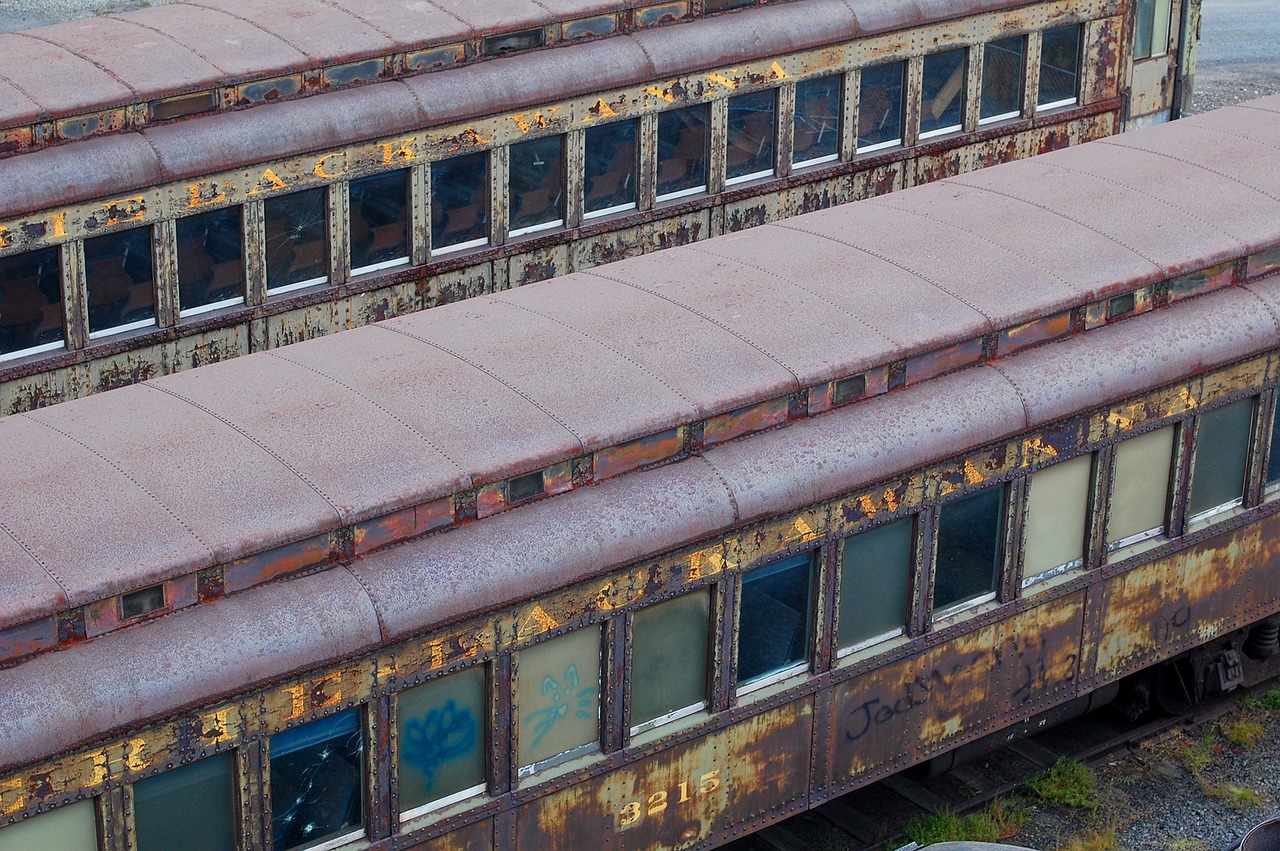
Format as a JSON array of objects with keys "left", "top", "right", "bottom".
[
  {"left": 1178, "top": 730, "right": 1218, "bottom": 775},
  {"left": 1242, "top": 687, "right": 1280, "bottom": 711},
  {"left": 1025, "top": 757, "right": 1100, "bottom": 810},
  {"left": 1222, "top": 719, "right": 1266, "bottom": 748},
  {"left": 1056, "top": 828, "right": 1119, "bottom": 851},
  {"left": 1205, "top": 782, "right": 1264, "bottom": 813},
  {"left": 902, "top": 798, "right": 1028, "bottom": 846}
]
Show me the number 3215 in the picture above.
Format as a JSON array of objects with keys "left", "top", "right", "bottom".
[{"left": 617, "top": 770, "right": 722, "bottom": 829}]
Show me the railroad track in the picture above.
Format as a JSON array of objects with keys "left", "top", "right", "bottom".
[{"left": 724, "top": 688, "right": 1254, "bottom": 851}]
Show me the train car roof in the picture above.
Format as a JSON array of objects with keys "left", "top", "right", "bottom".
[
  {"left": 0, "top": 96, "right": 1278, "bottom": 674},
  {"left": 0, "top": 0, "right": 1034, "bottom": 167}
]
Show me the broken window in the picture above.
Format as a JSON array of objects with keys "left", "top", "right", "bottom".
[
  {"left": 269, "top": 710, "right": 364, "bottom": 850},
  {"left": 264, "top": 187, "right": 328, "bottom": 295}
]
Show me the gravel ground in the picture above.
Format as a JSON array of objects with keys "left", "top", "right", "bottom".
[{"left": 1006, "top": 692, "right": 1280, "bottom": 851}]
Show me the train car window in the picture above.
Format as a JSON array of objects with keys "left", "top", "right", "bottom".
[
  {"left": 397, "top": 666, "right": 486, "bottom": 818},
  {"left": 264, "top": 187, "right": 329, "bottom": 295},
  {"left": 517, "top": 625, "right": 601, "bottom": 772},
  {"left": 1267, "top": 402, "right": 1280, "bottom": 490},
  {"left": 933, "top": 487, "right": 1004, "bottom": 612},
  {"left": 838, "top": 517, "right": 912, "bottom": 652},
  {"left": 509, "top": 135, "right": 566, "bottom": 237},
  {"left": 350, "top": 170, "right": 410, "bottom": 275},
  {"left": 858, "top": 61, "right": 905, "bottom": 152},
  {"left": 176, "top": 206, "right": 244, "bottom": 317},
  {"left": 1023, "top": 454, "right": 1092, "bottom": 584},
  {"left": 1107, "top": 425, "right": 1175, "bottom": 550},
  {"left": 793, "top": 75, "right": 841, "bottom": 167},
  {"left": 656, "top": 104, "right": 710, "bottom": 201},
  {"left": 134, "top": 752, "right": 235, "bottom": 851},
  {"left": 737, "top": 552, "right": 813, "bottom": 690},
  {"left": 1188, "top": 399, "right": 1254, "bottom": 520},
  {"left": 980, "top": 35, "right": 1026, "bottom": 124},
  {"left": 630, "top": 590, "right": 710, "bottom": 733},
  {"left": 269, "top": 709, "right": 364, "bottom": 850},
  {"left": 1134, "top": 0, "right": 1173, "bottom": 59},
  {"left": 85, "top": 226, "right": 155, "bottom": 339},
  {"left": 1038, "top": 24, "right": 1083, "bottom": 109},
  {"left": 726, "top": 89, "right": 776, "bottom": 185},
  {"left": 431, "top": 152, "right": 489, "bottom": 254},
  {"left": 920, "top": 49, "right": 966, "bottom": 139},
  {"left": 0, "top": 799, "right": 97, "bottom": 850},
  {"left": 584, "top": 120, "right": 638, "bottom": 219},
  {"left": 0, "top": 246, "right": 63, "bottom": 361}
]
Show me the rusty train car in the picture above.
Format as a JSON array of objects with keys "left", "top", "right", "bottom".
[
  {"left": 0, "top": 0, "right": 1200, "bottom": 414},
  {"left": 3, "top": 96, "right": 1278, "bottom": 850}
]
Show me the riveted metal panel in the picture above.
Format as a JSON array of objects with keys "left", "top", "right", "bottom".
[
  {"left": 1082, "top": 15, "right": 1124, "bottom": 103},
  {"left": 515, "top": 701, "right": 811, "bottom": 849}
]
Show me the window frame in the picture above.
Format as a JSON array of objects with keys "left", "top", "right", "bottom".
[
  {"left": 978, "top": 35, "right": 1027, "bottom": 126},
  {"left": 348, "top": 168, "right": 412, "bottom": 278},
  {"left": 655, "top": 103, "right": 711, "bottom": 203},
  {"left": 1036, "top": 23, "right": 1084, "bottom": 112},
  {"left": 1020, "top": 453, "right": 1095, "bottom": 588},
  {"left": 836, "top": 515, "right": 915, "bottom": 657},
  {"left": 429, "top": 151, "right": 491, "bottom": 257},
  {"left": 0, "top": 244, "right": 66, "bottom": 362},
  {"left": 1186, "top": 397, "right": 1256, "bottom": 525},
  {"left": 175, "top": 205, "right": 246, "bottom": 319},
  {"left": 627, "top": 590, "right": 712, "bottom": 737},
  {"left": 83, "top": 225, "right": 158, "bottom": 341},
  {"left": 931, "top": 485, "right": 1007, "bottom": 619},
  {"left": 263, "top": 186, "right": 330, "bottom": 297},
  {"left": 918, "top": 48, "right": 968, "bottom": 140},
  {"left": 735, "top": 550, "right": 816, "bottom": 696},
  {"left": 582, "top": 119, "right": 639, "bottom": 221},
  {"left": 791, "top": 74, "right": 842, "bottom": 169},
  {"left": 724, "top": 88, "right": 778, "bottom": 187}
]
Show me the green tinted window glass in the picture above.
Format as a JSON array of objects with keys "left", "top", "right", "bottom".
[
  {"left": 397, "top": 666, "right": 486, "bottom": 814},
  {"left": 1268, "top": 402, "right": 1280, "bottom": 485},
  {"left": 517, "top": 626, "right": 600, "bottom": 768},
  {"left": 1024, "top": 454, "right": 1092, "bottom": 577},
  {"left": 1108, "top": 426, "right": 1175, "bottom": 546},
  {"left": 631, "top": 592, "right": 710, "bottom": 728},
  {"left": 839, "top": 518, "right": 912, "bottom": 648},
  {"left": 135, "top": 753, "right": 235, "bottom": 851},
  {"left": 0, "top": 800, "right": 97, "bottom": 851},
  {"left": 1189, "top": 399, "right": 1254, "bottom": 516}
]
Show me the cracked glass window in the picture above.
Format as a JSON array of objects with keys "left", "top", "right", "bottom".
[
  {"left": 85, "top": 226, "right": 155, "bottom": 337},
  {"left": 270, "top": 710, "right": 364, "bottom": 850},
  {"left": 0, "top": 246, "right": 63, "bottom": 361},
  {"left": 738, "top": 552, "right": 812, "bottom": 687},
  {"left": 135, "top": 752, "right": 235, "bottom": 851},
  {"left": 934, "top": 487, "right": 1004, "bottom": 612},
  {"left": 839, "top": 517, "right": 912, "bottom": 650},
  {"left": 176, "top": 206, "right": 243, "bottom": 315},
  {"left": 397, "top": 666, "right": 486, "bottom": 816},
  {"left": 517, "top": 626, "right": 600, "bottom": 770},
  {"left": 265, "top": 187, "right": 328, "bottom": 294}
]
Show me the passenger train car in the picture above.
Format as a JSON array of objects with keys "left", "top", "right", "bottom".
[
  {"left": 0, "top": 0, "right": 1199, "bottom": 413},
  {"left": 1, "top": 95, "right": 1278, "bottom": 850}
]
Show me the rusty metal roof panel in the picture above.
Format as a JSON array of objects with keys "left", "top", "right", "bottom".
[
  {"left": 349, "top": 455, "right": 736, "bottom": 640},
  {"left": 25, "top": 17, "right": 223, "bottom": 102},
  {"left": 382, "top": 295, "right": 696, "bottom": 453},
  {"left": 2, "top": 133, "right": 162, "bottom": 221},
  {"left": 1241, "top": 277, "right": 1280, "bottom": 332},
  {"left": 182, "top": 0, "right": 395, "bottom": 64},
  {"left": 703, "top": 366, "right": 1027, "bottom": 524},
  {"left": 995, "top": 284, "right": 1280, "bottom": 429},
  {"left": 850, "top": 0, "right": 1026, "bottom": 32},
  {"left": 425, "top": 0, "right": 574, "bottom": 31},
  {"left": 267, "top": 324, "right": 576, "bottom": 485},
  {"left": 0, "top": 79, "right": 43, "bottom": 129},
  {"left": 0, "top": 566, "right": 381, "bottom": 775},
  {"left": 141, "top": 82, "right": 428, "bottom": 185},
  {"left": 498, "top": 275, "right": 798, "bottom": 418},
  {"left": 113, "top": 4, "right": 311, "bottom": 80},
  {"left": 0, "top": 414, "right": 210, "bottom": 614},
  {"left": 400, "top": 36, "right": 654, "bottom": 128},
  {"left": 0, "top": 31, "right": 134, "bottom": 121},
  {"left": 23, "top": 383, "right": 340, "bottom": 570},
  {"left": 0, "top": 534, "right": 63, "bottom": 629},
  {"left": 152, "top": 347, "right": 462, "bottom": 524},
  {"left": 313, "top": 0, "right": 473, "bottom": 48},
  {"left": 629, "top": 0, "right": 857, "bottom": 77}
]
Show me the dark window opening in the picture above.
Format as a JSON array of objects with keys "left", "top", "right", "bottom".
[
  {"left": 980, "top": 36, "right": 1025, "bottom": 122},
  {"left": 120, "top": 584, "right": 166, "bottom": 619},
  {"left": 793, "top": 75, "right": 841, "bottom": 166},
  {"left": 0, "top": 246, "right": 63, "bottom": 359},
  {"left": 507, "top": 471, "right": 545, "bottom": 503},
  {"left": 1108, "top": 292, "right": 1136, "bottom": 319},
  {"left": 726, "top": 89, "right": 776, "bottom": 183},
  {"left": 1268, "top": 402, "right": 1280, "bottom": 486},
  {"left": 350, "top": 170, "right": 410, "bottom": 274},
  {"left": 270, "top": 710, "right": 364, "bottom": 851},
  {"left": 737, "top": 552, "right": 812, "bottom": 686},
  {"left": 934, "top": 487, "right": 1003, "bottom": 611},
  {"left": 858, "top": 61, "right": 905, "bottom": 151},
  {"left": 921, "top": 49, "right": 967, "bottom": 137},
  {"left": 1039, "top": 24, "right": 1082, "bottom": 107},
  {"left": 85, "top": 226, "right": 155, "bottom": 337},
  {"left": 509, "top": 136, "right": 565, "bottom": 236},
  {"left": 431, "top": 152, "right": 489, "bottom": 253},
  {"left": 833, "top": 374, "right": 866, "bottom": 406},
  {"left": 657, "top": 104, "right": 710, "bottom": 200},
  {"left": 265, "top": 188, "right": 328, "bottom": 294},
  {"left": 482, "top": 28, "right": 544, "bottom": 56},
  {"left": 176, "top": 206, "right": 243, "bottom": 315},
  {"left": 584, "top": 121, "right": 638, "bottom": 218}
]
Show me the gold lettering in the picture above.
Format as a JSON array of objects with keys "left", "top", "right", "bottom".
[
  {"left": 856, "top": 493, "right": 878, "bottom": 519},
  {"left": 591, "top": 99, "right": 617, "bottom": 118},
  {"left": 49, "top": 212, "right": 67, "bottom": 238},
  {"left": 645, "top": 85, "right": 677, "bottom": 103},
  {"left": 124, "top": 738, "right": 148, "bottom": 772},
  {"left": 0, "top": 226, "right": 9, "bottom": 249},
  {"left": 90, "top": 752, "right": 109, "bottom": 786},
  {"left": 517, "top": 604, "right": 560, "bottom": 640},
  {"left": 0, "top": 778, "right": 24, "bottom": 817},
  {"left": 201, "top": 709, "right": 234, "bottom": 746},
  {"left": 247, "top": 168, "right": 289, "bottom": 195},
  {"left": 1022, "top": 436, "right": 1059, "bottom": 464},
  {"left": 186, "top": 182, "right": 227, "bottom": 209},
  {"left": 313, "top": 152, "right": 348, "bottom": 179},
  {"left": 882, "top": 486, "right": 900, "bottom": 513},
  {"left": 103, "top": 196, "right": 146, "bottom": 226},
  {"left": 785, "top": 516, "right": 817, "bottom": 545},
  {"left": 286, "top": 683, "right": 307, "bottom": 719},
  {"left": 706, "top": 73, "right": 738, "bottom": 90},
  {"left": 963, "top": 460, "right": 984, "bottom": 486},
  {"left": 687, "top": 548, "right": 725, "bottom": 582},
  {"left": 1107, "top": 409, "right": 1135, "bottom": 430},
  {"left": 428, "top": 640, "right": 446, "bottom": 670},
  {"left": 769, "top": 61, "right": 787, "bottom": 79},
  {"left": 379, "top": 139, "right": 418, "bottom": 165}
]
